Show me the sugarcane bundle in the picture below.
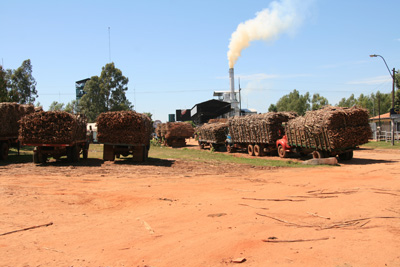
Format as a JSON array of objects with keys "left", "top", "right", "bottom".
[
  {"left": 96, "top": 111, "right": 152, "bottom": 144},
  {"left": 19, "top": 111, "right": 87, "bottom": 144},
  {"left": 286, "top": 106, "right": 371, "bottom": 149},
  {"left": 228, "top": 112, "right": 296, "bottom": 144},
  {"left": 0, "top": 102, "right": 35, "bottom": 138},
  {"left": 162, "top": 122, "right": 194, "bottom": 139},
  {"left": 155, "top": 124, "right": 162, "bottom": 138},
  {"left": 197, "top": 122, "right": 228, "bottom": 143},
  {"left": 208, "top": 118, "right": 228, "bottom": 124}
]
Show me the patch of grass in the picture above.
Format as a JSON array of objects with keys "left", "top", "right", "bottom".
[
  {"left": 149, "top": 145, "right": 309, "bottom": 168},
  {"left": 1, "top": 146, "right": 34, "bottom": 164},
  {"left": 88, "top": 143, "right": 104, "bottom": 159},
  {"left": 361, "top": 141, "right": 400, "bottom": 150}
]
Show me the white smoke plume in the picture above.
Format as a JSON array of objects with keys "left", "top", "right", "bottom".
[{"left": 227, "top": 0, "right": 311, "bottom": 68}]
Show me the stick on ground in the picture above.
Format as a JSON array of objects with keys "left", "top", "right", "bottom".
[
  {"left": 262, "top": 237, "right": 330, "bottom": 243},
  {"left": 0, "top": 222, "right": 53, "bottom": 237}
]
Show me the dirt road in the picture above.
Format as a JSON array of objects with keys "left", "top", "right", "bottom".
[{"left": 0, "top": 146, "right": 399, "bottom": 266}]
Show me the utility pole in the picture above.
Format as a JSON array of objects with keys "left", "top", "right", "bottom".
[
  {"left": 391, "top": 67, "right": 396, "bottom": 145},
  {"left": 238, "top": 78, "right": 242, "bottom": 116}
]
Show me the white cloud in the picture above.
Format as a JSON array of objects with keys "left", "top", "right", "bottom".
[{"left": 347, "top": 75, "right": 392, "bottom": 85}]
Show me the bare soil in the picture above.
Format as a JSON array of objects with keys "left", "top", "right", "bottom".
[{"left": 0, "top": 142, "right": 400, "bottom": 267}]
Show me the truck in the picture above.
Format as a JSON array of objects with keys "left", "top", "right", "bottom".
[
  {"left": 226, "top": 112, "right": 296, "bottom": 156},
  {"left": 0, "top": 136, "right": 20, "bottom": 160},
  {"left": 197, "top": 121, "right": 228, "bottom": 151},
  {"left": 0, "top": 103, "right": 35, "bottom": 160},
  {"left": 156, "top": 122, "right": 194, "bottom": 148},
  {"left": 26, "top": 140, "right": 89, "bottom": 163},
  {"left": 102, "top": 143, "right": 149, "bottom": 162},
  {"left": 19, "top": 111, "right": 89, "bottom": 163},
  {"left": 276, "top": 106, "right": 371, "bottom": 161},
  {"left": 96, "top": 111, "right": 152, "bottom": 162}
]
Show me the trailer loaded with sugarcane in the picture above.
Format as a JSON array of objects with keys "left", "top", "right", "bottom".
[
  {"left": 19, "top": 111, "right": 89, "bottom": 163},
  {"left": 0, "top": 103, "right": 35, "bottom": 160},
  {"left": 97, "top": 111, "right": 152, "bottom": 161},
  {"left": 196, "top": 119, "right": 228, "bottom": 151},
  {"left": 276, "top": 106, "right": 371, "bottom": 160},
  {"left": 226, "top": 112, "right": 297, "bottom": 156},
  {"left": 156, "top": 122, "right": 194, "bottom": 147}
]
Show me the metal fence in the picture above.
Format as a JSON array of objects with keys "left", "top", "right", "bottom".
[{"left": 375, "top": 131, "right": 400, "bottom": 142}]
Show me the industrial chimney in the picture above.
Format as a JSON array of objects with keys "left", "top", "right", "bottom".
[{"left": 229, "top": 68, "right": 235, "bottom": 101}]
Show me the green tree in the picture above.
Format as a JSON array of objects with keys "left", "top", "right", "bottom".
[
  {"left": 49, "top": 101, "right": 64, "bottom": 111},
  {"left": 79, "top": 63, "right": 132, "bottom": 122},
  {"left": 374, "top": 91, "right": 391, "bottom": 114},
  {"left": 337, "top": 94, "right": 357, "bottom": 107},
  {"left": 143, "top": 112, "right": 153, "bottom": 121},
  {"left": 0, "top": 65, "right": 8, "bottom": 102},
  {"left": 276, "top": 89, "right": 310, "bottom": 115},
  {"left": 64, "top": 100, "right": 77, "bottom": 113},
  {"left": 311, "top": 93, "right": 329, "bottom": 110},
  {"left": 7, "top": 59, "right": 38, "bottom": 104},
  {"left": 268, "top": 103, "right": 278, "bottom": 112}
]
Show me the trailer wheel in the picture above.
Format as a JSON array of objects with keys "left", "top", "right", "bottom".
[
  {"left": 33, "top": 150, "right": 40, "bottom": 163},
  {"left": 0, "top": 142, "right": 9, "bottom": 160},
  {"left": 312, "top": 150, "right": 325, "bottom": 159},
  {"left": 212, "top": 143, "right": 220, "bottom": 151},
  {"left": 142, "top": 146, "right": 149, "bottom": 162},
  {"left": 72, "top": 145, "right": 80, "bottom": 162},
  {"left": 247, "top": 144, "right": 255, "bottom": 156},
  {"left": 103, "top": 144, "right": 115, "bottom": 161},
  {"left": 277, "top": 145, "right": 288, "bottom": 158},
  {"left": 346, "top": 151, "right": 353, "bottom": 160},
  {"left": 254, "top": 145, "right": 263, "bottom": 157},
  {"left": 339, "top": 151, "right": 353, "bottom": 161},
  {"left": 226, "top": 144, "right": 233, "bottom": 153},
  {"left": 82, "top": 148, "right": 88, "bottom": 159}
]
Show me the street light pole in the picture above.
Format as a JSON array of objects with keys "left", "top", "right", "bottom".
[{"left": 370, "top": 54, "right": 396, "bottom": 145}]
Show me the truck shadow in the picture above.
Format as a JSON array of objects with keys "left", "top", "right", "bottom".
[
  {"left": 339, "top": 158, "right": 397, "bottom": 165},
  {"left": 0, "top": 154, "right": 33, "bottom": 165},
  {"left": 112, "top": 157, "right": 175, "bottom": 167},
  {"left": 36, "top": 158, "right": 104, "bottom": 167}
]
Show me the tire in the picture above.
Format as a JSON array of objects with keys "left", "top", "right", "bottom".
[
  {"left": 82, "top": 149, "right": 88, "bottom": 160},
  {"left": 0, "top": 142, "right": 9, "bottom": 160},
  {"left": 66, "top": 147, "right": 72, "bottom": 162},
  {"left": 226, "top": 144, "right": 233, "bottom": 153},
  {"left": 346, "top": 151, "right": 353, "bottom": 160},
  {"left": 254, "top": 144, "right": 264, "bottom": 157},
  {"left": 312, "top": 150, "right": 325, "bottom": 159},
  {"left": 103, "top": 144, "right": 115, "bottom": 161},
  {"left": 33, "top": 150, "right": 40, "bottom": 163},
  {"left": 143, "top": 146, "right": 148, "bottom": 161},
  {"left": 340, "top": 151, "right": 353, "bottom": 161},
  {"left": 212, "top": 144, "right": 220, "bottom": 151},
  {"left": 277, "top": 145, "right": 288, "bottom": 158},
  {"left": 72, "top": 145, "right": 80, "bottom": 162},
  {"left": 247, "top": 144, "right": 255, "bottom": 156}
]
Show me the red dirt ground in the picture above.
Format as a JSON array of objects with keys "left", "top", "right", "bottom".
[{"left": 0, "top": 142, "right": 399, "bottom": 267}]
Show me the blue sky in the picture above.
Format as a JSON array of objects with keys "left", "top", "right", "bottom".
[{"left": 1, "top": 0, "right": 399, "bottom": 121}]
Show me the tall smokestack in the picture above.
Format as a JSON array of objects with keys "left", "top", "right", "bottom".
[{"left": 229, "top": 68, "right": 235, "bottom": 101}]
